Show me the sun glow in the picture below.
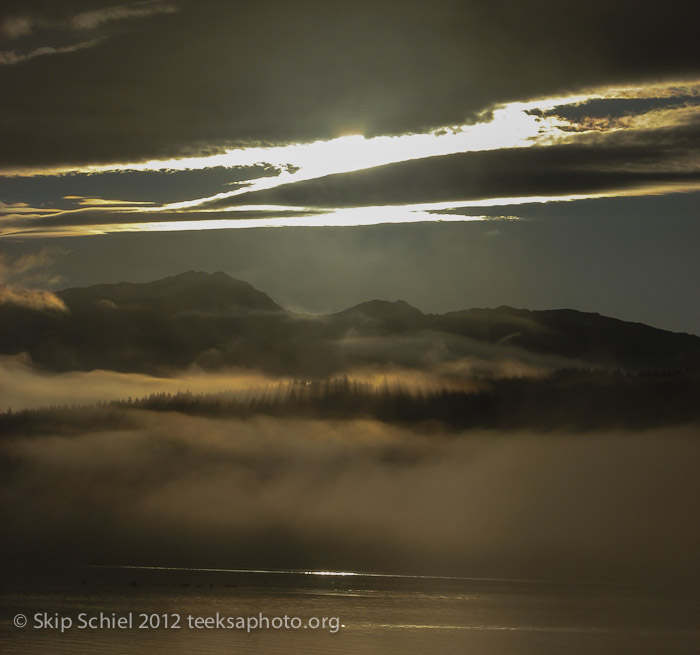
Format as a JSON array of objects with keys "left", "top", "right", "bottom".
[
  {"left": 2, "top": 79, "right": 699, "bottom": 237},
  {"left": 99, "top": 98, "right": 587, "bottom": 214}
]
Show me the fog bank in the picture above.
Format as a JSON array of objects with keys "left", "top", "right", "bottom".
[{"left": 2, "top": 412, "right": 698, "bottom": 585}]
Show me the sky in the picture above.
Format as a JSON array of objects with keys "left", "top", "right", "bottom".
[{"left": 1, "top": 0, "right": 700, "bottom": 333}]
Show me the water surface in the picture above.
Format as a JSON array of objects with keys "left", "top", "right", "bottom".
[{"left": 1, "top": 566, "right": 698, "bottom": 654}]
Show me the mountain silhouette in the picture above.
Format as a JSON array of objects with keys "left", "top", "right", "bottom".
[
  {"left": 58, "top": 270, "right": 282, "bottom": 314},
  {"left": 1, "top": 272, "right": 699, "bottom": 376},
  {"left": 433, "top": 306, "right": 700, "bottom": 371},
  {"left": 329, "top": 299, "right": 430, "bottom": 334}
]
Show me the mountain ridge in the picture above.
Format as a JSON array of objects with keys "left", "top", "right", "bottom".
[
  {"left": 2, "top": 271, "right": 699, "bottom": 376},
  {"left": 54, "top": 271, "right": 700, "bottom": 336},
  {"left": 57, "top": 270, "right": 283, "bottom": 314}
]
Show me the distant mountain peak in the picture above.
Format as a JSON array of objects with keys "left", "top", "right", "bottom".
[
  {"left": 355, "top": 298, "right": 419, "bottom": 310},
  {"left": 58, "top": 271, "right": 283, "bottom": 314},
  {"left": 172, "top": 270, "right": 231, "bottom": 280},
  {"left": 332, "top": 298, "right": 428, "bottom": 332},
  {"left": 339, "top": 298, "right": 424, "bottom": 316}
]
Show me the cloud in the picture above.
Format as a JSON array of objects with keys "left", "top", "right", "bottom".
[
  {"left": 2, "top": 80, "right": 697, "bottom": 235},
  {"left": 1, "top": 1, "right": 178, "bottom": 37},
  {"left": 0, "top": 206, "right": 327, "bottom": 237},
  {"left": 62, "top": 195, "right": 155, "bottom": 207},
  {"left": 1, "top": 0, "right": 698, "bottom": 169},
  {"left": 1, "top": 15, "right": 32, "bottom": 38},
  {"left": 0, "top": 354, "right": 279, "bottom": 410},
  {"left": 0, "top": 340, "right": 577, "bottom": 412},
  {"left": 1, "top": 410, "right": 698, "bottom": 584},
  {"left": 0, "top": 246, "right": 69, "bottom": 286},
  {"left": 209, "top": 136, "right": 700, "bottom": 212},
  {"left": 0, "top": 247, "right": 70, "bottom": 312},
  {"left": 0, "top": 285, "right": 67, "bottom": 311},
  {"left": 530, "top": 91, "right": 700, "bottom": 133},
  {"left": 0, "top": 2, "right": 178, "bottom": 67},
  {"left": 0, "top": 38, "right": 101, "bottom": 65},
  {"left": 69, "top": 1, "right": 178, "bottom": 31}
]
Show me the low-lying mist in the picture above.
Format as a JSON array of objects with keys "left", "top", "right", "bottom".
[
  {"left": 2, "top": 409, "right": 698, "bottom": 586},
  {"left": 0, "top": 354, "right": 281, "bottom": 411},
  {"left": 0, "top": 351, "right": 506, "bottom": 413}
]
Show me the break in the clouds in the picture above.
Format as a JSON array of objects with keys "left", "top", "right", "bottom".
[
  {"left": 1, "top": 0, "right": 699, "bottom": 168},
  {"left": 1, "top": 0, "right": 699, "bottom": 234},
  {"left": 2, "top": 80, "right": 700, "bottom": 235}
]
